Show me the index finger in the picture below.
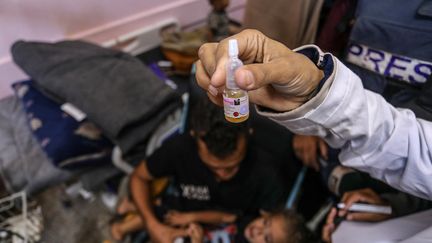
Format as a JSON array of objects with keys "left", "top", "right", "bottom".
[
  {"left": 210, "top": 43, "right": 229, "bottom": 88},
  {"left": 344, "top": 192, "right": 374, "bottom": 207},
  {"left": 326, "top": 208, "right": 337, "bottom": 224},
  {"left": 339, "top": 192, "right": 371, "bottom": 217},
  {"left": 210, "top": 29, "right": 269, "bottom": 88},
  {"left": 198, "top": 43, "right": 218, "bottom": 77},
  {"left": 322, "top": 208, "right": 337, "bottom": 242}
]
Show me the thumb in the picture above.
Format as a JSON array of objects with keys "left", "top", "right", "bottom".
[
  {"left": 322, "top": 224, "right": 335, "bottom": 243},
  {"left": 234, "top": 60, "right": 297, "bottom": 91},
  {"left": 235, "top": 57, "right": 321, "bottom": 100}
]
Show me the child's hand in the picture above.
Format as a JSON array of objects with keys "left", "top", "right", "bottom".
[
  {"left": 187, "top": 223, "right": 204, "bottom": 243},
  {"left": 164, "top": 210, "right": 195, "bottom": 226},
  {"left": 338, "top": 188, "right": 392, "bottom": 222},
  {"left": 322, "top": 207, "right": 337, "bottom": 243},
  {"left": 148, "top": 221, "right": 187, "bottom": 243}
]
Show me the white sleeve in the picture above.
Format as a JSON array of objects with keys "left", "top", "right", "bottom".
[{"left": 256, "top": 48, "right": 432, "bottom": 200}]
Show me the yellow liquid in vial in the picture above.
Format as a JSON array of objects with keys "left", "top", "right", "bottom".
[{"left": 223, "top": 89, "right": 249, "bottom": 123}]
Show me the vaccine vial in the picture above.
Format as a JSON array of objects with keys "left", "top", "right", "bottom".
[{"left": 223, "top": 39, "right": 249, "bottom": 123}]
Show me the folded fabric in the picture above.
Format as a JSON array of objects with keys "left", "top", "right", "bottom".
[
  {"left": 12, "top": 80, "right": 113, "bottom": 169},
  {"left": 0, "top": 95, "right": 76, "bottom": 195},
  {"left": 11, "top": 40, "right": 182, "bottom": 162}
]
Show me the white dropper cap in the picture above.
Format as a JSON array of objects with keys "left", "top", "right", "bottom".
[
  {"left": 228, "top": 39, "right": 239, "bottom": 57},
  {"left": 226, "top": 39, "right": 242, "bottom": 89}
]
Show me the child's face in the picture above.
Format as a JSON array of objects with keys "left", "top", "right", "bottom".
[{"left": 244, "top": 214, "right": 287, "bottom": 243}]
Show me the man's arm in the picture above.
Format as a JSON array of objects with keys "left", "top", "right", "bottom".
[
  {"left": 133, "top": 171, "right": 236, "bottom": 227},
  {"left": 165, "top": 210, "right": 237, "bottom": 226},
  {"left": 196, "top": 29, "right": 432, "bottom": 200},
  {"left": 191, "top": 211, "right": 237, "bottom": 224},
  {"left": 258, "top": 47, "right": 432, "bottom": 200},
  {"left": 130, "top": 161, "right": 187, "bottom": 242},
  {"left": 130, "top": 161, "right": 159, "bottom": 227}
]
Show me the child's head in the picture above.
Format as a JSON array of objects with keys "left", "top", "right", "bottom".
[
  {"left": 244, "top": 210, "right": 316, "bottom": 243},
  {"left": 190, "top": 99, "right": 249, "bottom": 181}
]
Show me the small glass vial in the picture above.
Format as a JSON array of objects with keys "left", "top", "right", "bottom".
[{"left": 223, "top": 39, "right": 249, "bottom": 123}]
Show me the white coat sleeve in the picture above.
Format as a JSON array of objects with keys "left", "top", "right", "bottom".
[{"left": 257, "top": 46, "right": 432, "bottom": 200}]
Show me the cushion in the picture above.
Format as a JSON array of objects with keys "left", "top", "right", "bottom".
[{"left": 12, "top": 80, "right": 113, "bottom": 169}]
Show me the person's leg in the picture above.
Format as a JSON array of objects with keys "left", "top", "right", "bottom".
[
  {"left": 117, "top": 197, "right": 137, "bottom": 215},
  {"left": 110, "top": 176, "right": 171, "bottom": 240},
  {"left": 111, "top": 176, "right": 142, "bottom": 241},
  {"left": 110, "top": 214, "right": 144, "bottom": 241}
]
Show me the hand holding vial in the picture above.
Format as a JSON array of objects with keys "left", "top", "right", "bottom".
[{"left": 195, "top": 29, "right": 324, "bottom": 113}]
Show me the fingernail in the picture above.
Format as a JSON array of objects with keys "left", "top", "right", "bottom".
[
  {"left": 239, "top": 69, "right": 254, "bottom": 89},
  {"left": 208, "top": 85, "right": 218, "bottom": 96}
]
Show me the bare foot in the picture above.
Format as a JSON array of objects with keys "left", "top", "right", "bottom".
[
  {"left": 116, "top": 198, "right": 136, "bottom": 215},
  {"left": 110, "top": 223, "right": 124, "bottom": 241}
]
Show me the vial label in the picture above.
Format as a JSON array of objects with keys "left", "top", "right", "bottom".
[{"left": 223, "top": 95, "right": 249, "bottom": 118}]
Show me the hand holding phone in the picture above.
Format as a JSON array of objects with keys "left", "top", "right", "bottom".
[{"left": 338, "top": 188, "right": 393, "bottom": 222}]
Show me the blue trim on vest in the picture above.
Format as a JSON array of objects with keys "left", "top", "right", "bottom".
[{"left": 297, "top": 49, "right": 334, "bottom": 95}]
